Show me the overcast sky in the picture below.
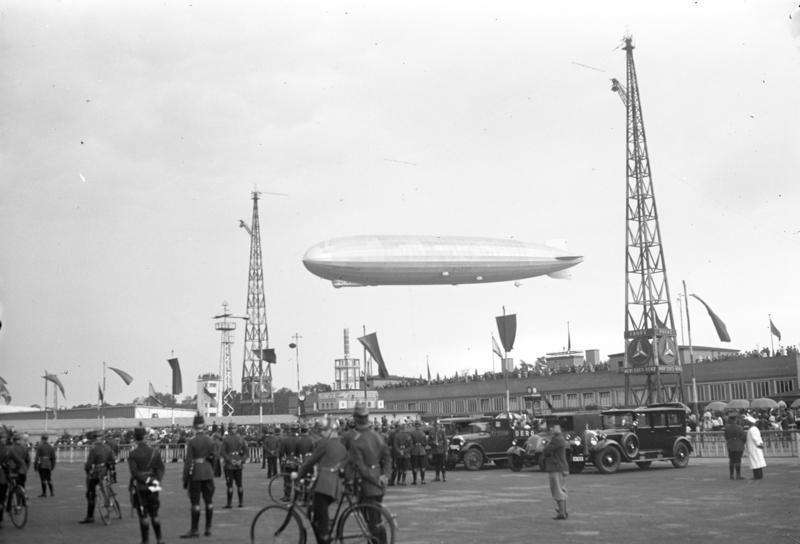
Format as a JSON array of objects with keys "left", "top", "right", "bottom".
[{"left": 2, "top": 1, "right": 799, "bottom": 408}]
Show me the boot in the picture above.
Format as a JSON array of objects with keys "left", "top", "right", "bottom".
[
  {"left": 139, "top": 521, "right": 150, "bottom": 544},
  {"left": 204, "top": 506, "right": 213, "bottom": 536},
  {"left": 79, "top": 500, "right": 95, "bottom": 523},
  {"left": 179, "top": 509, "right": 200, "bottom": 538},
  {"left": 735, "top": 464, "right": 743, "bottom": 480},
  {"left": 48, "top": 482, "right": 54, "bottom": 496},
  {"left": 223, "top": 490, "right": 232, "bottom": 509},
  {"left": 420, "top": 470, "right": 426, "bottom": 485},
  {"left": 152, "top": 517, "right": 163, "bottom": 543},
  {"left": 729, "top": 463, "right": 735, "bottom": 480},
  {"left": 553, "top": 500, "right": 567, "bottom": 520},
  {"left": 412, "top": 470, "right": 417, "bottom": 485},
  {"left": 238, "top": 489, "right": 244, "bottom": 508}
]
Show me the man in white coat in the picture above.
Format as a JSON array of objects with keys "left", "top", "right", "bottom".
[{"left": 743, "top": 414, "right": 766, "bottom": 480}]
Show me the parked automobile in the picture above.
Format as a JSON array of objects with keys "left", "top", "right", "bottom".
[
  {"left": 581, "top": 403, "right": 693, "bottom": 474},
  {"left": 508, "top": 411, "right": 602, "bottom": 473},
  {"left": 444, "top": 415, "right": 517, "bottom": 471}
]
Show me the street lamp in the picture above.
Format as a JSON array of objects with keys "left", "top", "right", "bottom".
[{"left": 297, "top": 390, "right": 306, "bottom": 418}]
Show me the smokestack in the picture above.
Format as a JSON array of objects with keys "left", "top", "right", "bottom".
[{"left": 344, "top": 328, "right": 350, "bottom": 358}]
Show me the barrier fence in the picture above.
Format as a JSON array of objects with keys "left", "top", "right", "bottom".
[{"left": 49, "top": 431, "right": 800, "bottom": 464}]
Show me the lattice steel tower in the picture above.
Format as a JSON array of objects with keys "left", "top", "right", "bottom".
[
  {"left": 239, "top": 191, "right": 271, "bottom": 413},
  {"left": 213, "top": 301, "right": 237, "bottom": 416},
  {"left": 614, "top": 36, "right": 683, "bottom": 406}
]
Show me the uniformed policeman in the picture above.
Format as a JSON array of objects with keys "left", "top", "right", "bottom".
[
  {"left": 296, "top": 424, "right": 314, "bottom": 459},
  {"left": 409, "top": 421, "right": 428, "bottom": 485},
  {"left": 262, "top": 427, "right": 280, "bottom": 478},
  {"left": 181, "top": 413, "right": 216, "bottom": 538},
  {"left": 35, "top": 433, "right": 56, "bottom": 497},
  {"left": 129, "top": 425, "right": 166, "bottom": 544},
  {"left": 294, "top": 417, "right": 349, "bottom": 544},
  {"left": 220, "top": 422, "right": 249, "bottom": 508},
  {"left": 346, "top": 402, "right": 392, "bottom": 543},
  {"left": 392, "top": 423, "right": 412, "bottom": 485},
  {"left": 430, "top": 420, "right": 448, "bottom": 482},
  {"left": 278, "top": 422, "right": 300, "bottom": 502},
  {"left": 79, "top": 430, "right": 114, "bottom": 524}
]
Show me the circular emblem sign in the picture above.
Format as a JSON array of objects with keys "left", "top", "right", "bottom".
[
  {"left": 627, "top": 338, "right": 652, "bottom": 367},
  {"left": 658, "top": 336, "right": 678, "bottom": 365}
]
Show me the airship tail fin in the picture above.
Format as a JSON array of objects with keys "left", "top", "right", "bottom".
[{"left": 547, "top": 269, "right": 573, "bottom": 280}]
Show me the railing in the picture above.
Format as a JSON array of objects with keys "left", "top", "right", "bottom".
[
  {"left": 54, "top": 444, "right": 267, "bottom": 464},
  {"left": 689, "top": 430, "right": 799, "bottom": 458}
]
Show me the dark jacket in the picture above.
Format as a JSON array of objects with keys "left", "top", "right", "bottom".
[
  {"left": 410, "top": 428, "right": 428, "bottom": 456},
  {"left": 35, "top": 440, "right": 57, "bottom": 471},
  {"left": 347, "top": 425, "right": 392, "bottom": 499},
  {"left": 542, "top": 432, "right": 569, "bottom": 473},
  {"left": 221, "top": 433, "right": 249, "bottom": 469},
  {"left": 723, "top": 422, "right": 746, "bottom": 452},
  {"left": 84, "top": 441, "right": 113, "bottom": 476},
  {"left": 184, "top": 432, "right": 216, "bottom": 482},
  {"left": 298, "top": 434, "right": 349, "bottom": 500},
  {"left": 393, "top": 430, "right": 412, "bottom": 459},
  {"left": 128, "top": 442, "right": 166, "bottom": 490},
  {"left": 262, "top": 434, "right": 280, "bottom": 457},
  {"left": 430, "top": 428, "right": 448, "bottom": 455}
]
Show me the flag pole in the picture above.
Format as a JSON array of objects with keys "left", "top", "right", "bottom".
[
  {"left": 102, "top": 362, "right": 107, "bottom": 431},
  {"left": 682, "top": 281, "right": 698, "bottom": 420},
  {"left": 769, "top": 314, "right": 774, "bottom": 356},
  {"left": 503, "top": 307, "right": 510, "bottom": 414},
  {"left": 363, "top": 325, "right": 368, "bottom": 402},
  {"left": 43, "top": 372, "right": 48, "bottom": 432}
]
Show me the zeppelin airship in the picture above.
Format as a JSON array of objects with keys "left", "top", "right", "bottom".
[{"left": 302, "top": 235, "right": 583, "bottom": 288}]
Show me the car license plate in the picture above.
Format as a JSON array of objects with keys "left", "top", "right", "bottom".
[{"left": 571, "top": 456, "right": 584, "bottom": 462}]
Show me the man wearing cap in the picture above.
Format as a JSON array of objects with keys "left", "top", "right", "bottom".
[
  {"left": 744, "top": 414, "right": 767, "bottom": 480},
  {"left": 392, "top": 423, "right": 411, "bottom": 486},
  {"left": 129, "top": 425, "right": 165, "bottom": 544},
  {"left": 296, "top": 424, "right": 314, "bottom": 460},
  {"left": 262, "top": 427, "right": 280, "bottom": 478},
  {"left": 220, "top": 422, "right": 248, "bottom": 509},
  {"left": 79, "top": 430, "right": 115, "bottom": 524},
  {"left": 409, "top": 421, "right": 428, "bottom": 485},
  {"left": 295, "top": 417, "right": 349, "bottom": 544},
  {"left": 181, "top": 413, "right": 217, "bottom": 538},
  {"left": 346, "top": 402, "right": 391, "bottom": 540},
  {"left": 542, "top": 424, "right": 569, "bottom": 520},
  {"left": 278, "top": 422, "right": 300, "bottom": 502},
  {"left": 430, "top": 420, "right": 448, "bottom": 482},
  {"left": 35, "top": 433, "right": 56, "bottom": 497},
  {"left": 723, "top": 415, "right": 746, "bottom": 480}
]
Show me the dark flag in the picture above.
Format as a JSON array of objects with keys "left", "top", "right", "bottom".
[
  {"left": 204, "top": 386, "right": 216, "bottom": 400},
  {"left": 98, "top": 383, "right": 104, "bottom": 405},
  {"left": 0, "top": 382, "right": 10, "bottom": 405},
  {"left": 358, "top": 332, "right": 389, "bottom": 378},
  {"left": 253, "top": 348, "right": 277, "bottom": 364},
  {"left": 495, "top": 314, "right": 517, "bottom": 353},
  {"left": 690, "top": 294, "right": 731, "bottom": 342},
  {"left": 108, "top": 366, "right": 134, "bottom": 386},
  {"left": 43, "top": 372, "right": 66, "bottom": 397},
  {"left": 770, "top": 318, "right": 782, "bottom": 341},
  {"left": 492, "top": 336, "right": 503, "bottom": 357},
  {"left": 148, "top": 382, "right": 164, "bottom": 406},
  {"left": 427, "top": 360, "right": 431, "bottom": 383},
  {"left": 167, "top": 358, "right": 182, "bottom": 395}
]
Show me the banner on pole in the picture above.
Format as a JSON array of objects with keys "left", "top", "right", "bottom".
[
  {"left": 495, "top": 314, "right": 517, "bottom": 353},
  {"left": 167, "top": 358, "right": 182, "bottom": 395}
]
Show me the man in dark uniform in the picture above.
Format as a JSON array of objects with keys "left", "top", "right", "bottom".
[
  {"left": 392, "top": 423, "right": 412, "bottom": 485},
  {"left": 0, "top": 427, "right": 8, "bottom": 529},
  {"left": 386, "top": 422, "right": 398, "bottom": 486},
  {"left": 294, "top": 417, "right": 349, "bottom": 544},
  {"left": 220, "top": 422, "right": 248, "bottom": 508},
  {"left": 542, "top": 424, "right": 569, "bottom": 520},
  {"left": 35, "top": 433, "right": 56, "bottom": 497},
  {"left": 429, "top": 420, "right": 448, "bottom": 482},
  {"left": 262, "top": 427, "right": 280, "bottom": 478},
  {"left": 346, "top": 402, "right": 392, "bottom": 543},
  {"left": 409, "top": 421, "right": 428, "bottom": 485},
  {"left": 278, "top": 423, "right": 299, "bottom": 502},
  {"left": 296, "top": 424, "right": 314, "bottom": 459},
  {"left": 181, "top": 413, "right": 217, "bottom": 538},
  {"left": 79, "top": 430, "right": 115, "bottom": 524},
  {"left": 129, "top": 425, "right": 166, "bottom": 544}
]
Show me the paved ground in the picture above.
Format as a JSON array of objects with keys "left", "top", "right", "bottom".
[{"left": 3, "top": 457, "right": 799, "bottom": 544}]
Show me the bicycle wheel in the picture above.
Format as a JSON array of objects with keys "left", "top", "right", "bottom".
[
  {"left": 250, "top": 504, "right": 305, "bottom": 544},
  {"left": 97, "top": 483, "right": 111, "bottom": 525},
  {"left": 110, "top": 488, "right": 122, "bottom": 520},
  {"left": 9, "top": 486, "right": 28, "bottom": 529},
  {"left": 336, "top": 502, "right": 395, "bottom": 544},
  {"left": 267, "top": 474, "right": 287, "bottom": 504}
]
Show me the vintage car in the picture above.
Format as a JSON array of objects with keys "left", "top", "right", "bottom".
[
  {"left": 581, "top": 403, "right": 693, "bottom": 474},
  {"left": 444, "top": 415, "right": 517, "bottom": 471},
  {"left": 507, "top": 411, "right": 602, "bottom": 473}
]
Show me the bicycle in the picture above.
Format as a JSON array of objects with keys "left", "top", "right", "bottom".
[
  {"left": 5, "top": 473, "right": 28, "bottom": 529},
  {"left": 251, "top": 471, "right": 396, "bottom": 544},
  {"left": 95, "top": 467, "right": 122, "bottom": 525}
]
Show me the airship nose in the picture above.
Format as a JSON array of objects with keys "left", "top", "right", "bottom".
[{"left": 302, "top": 243, "right": 331, "bottom": 270}]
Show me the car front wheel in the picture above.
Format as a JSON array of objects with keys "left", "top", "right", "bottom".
[
  {"left": 463, "top": 449, "right": 484, "bottom": 471},
  {"left": 670, "top": 442, "right": 690, "bottom": 468},
  {"left": 595, "top": 446, "right": 621, "bottom": 474}
]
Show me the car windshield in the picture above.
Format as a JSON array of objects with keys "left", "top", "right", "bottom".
[
  {"left": 602, "top": 412, "right": 635, "bottom": 429},
  {"left": 468, "top": 422, "right": 489, "bottom": 433}
]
